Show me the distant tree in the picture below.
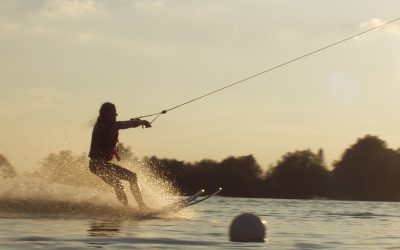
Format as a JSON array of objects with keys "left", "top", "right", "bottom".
[
  {"left": 117, "top": 143, "right": 135, "bottom": 161},
  {"left": 176, "top": 158, "right": 220, "bottom": 194},
  {"left": 143, "top": 155, "right": 263, "bottom": 197},
  {"left": 263, "top": 149, "right": 330, "bottom": 199},
  {"left": 214, "top": 155, "right": 263, "bottom": 197},
  {"left": 332, "top": 135, "right": 400, "bottom": 201},
  {"left": 35, "top": 150, "right": 101, "bottom": 187},
  {"left": 143, "top": 156, "right": 190, "bottom": 190},
  {"left": 0, "top": 154, "right": 16, "bottom": 178}
]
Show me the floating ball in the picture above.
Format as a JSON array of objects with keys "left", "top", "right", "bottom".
[{"left": 229, "top": 213, "right": 267, "bottom": 242}]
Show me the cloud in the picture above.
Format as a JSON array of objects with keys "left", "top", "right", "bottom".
[
  {"left": 0, "top": 21, "right": 20, "bottom": 33},
  {"left": 24, "top": 23, "right": 95, "bottom": 46},
  {"left": 22, "top": 88, "right": 67, "bottom": 108},
  {"left": 0, "top": 87, "right": 68, "bottom": 117},
  {"left": 329, "top": 72, "right": 358, "bottom": 104},
  {"left": 40, "top": 0, "right": 102, "bottom": 18},
  {"left": 359, "top": 18, "right": 400, "bottom": 34},
  {"left": 132, "top": 0, "right": 165, "bottom": 12},
  {"left": 74, "top": 31, "right": 94, "bottom": 44}
]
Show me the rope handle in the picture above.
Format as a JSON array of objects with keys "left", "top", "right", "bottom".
[{"left": 132, "top": 110, "right": 168, "bottom": 127}]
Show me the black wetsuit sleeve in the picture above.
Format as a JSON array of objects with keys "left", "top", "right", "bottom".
[{"left": 116, "top": 120, "right": 143, "bottom": 129}]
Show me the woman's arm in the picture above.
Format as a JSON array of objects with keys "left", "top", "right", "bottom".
[{"left": 116, "top": 119, "right": 151, "bottom": 129}]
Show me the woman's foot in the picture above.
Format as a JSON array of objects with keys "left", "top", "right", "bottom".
[{"left": 138, "top": 203, "right": 152, "bottom": 212}]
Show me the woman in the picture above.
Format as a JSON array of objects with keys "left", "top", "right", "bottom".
[{"left": 89, "top": 102, "right": 151, "bottom": 210}]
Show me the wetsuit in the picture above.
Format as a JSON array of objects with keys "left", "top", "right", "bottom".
[{"left": 89, "top": 117, "right": 145, "bottom": 207}]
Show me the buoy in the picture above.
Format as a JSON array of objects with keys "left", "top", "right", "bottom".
[{"left": 229, "top": 213, "right": 267, "bottom": 242}]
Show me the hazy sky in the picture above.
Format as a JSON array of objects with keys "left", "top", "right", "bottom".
[{"left": 1, "top": 0, "right": 400, "bottom": 172}]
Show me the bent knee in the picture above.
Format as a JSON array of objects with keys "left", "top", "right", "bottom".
[
  {"left": 113, "top": 181, "right": 124, "bottom": 191},
  {"left": 127, "top": 172, "right": 137, "bottom": 182}
]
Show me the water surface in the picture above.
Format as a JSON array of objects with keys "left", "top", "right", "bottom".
[{"left": 1, "top": 197, "right": 400, "bottom": 249}]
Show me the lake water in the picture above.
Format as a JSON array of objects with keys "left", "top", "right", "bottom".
[{"left": 1, "top": 196, "right": 400, "bottom": 249}]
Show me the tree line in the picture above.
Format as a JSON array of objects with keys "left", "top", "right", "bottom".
[
  {"left": 137, "top": 134, "right": 400, "bottom": 201},
  {"left": 1, "top": 134, "right": 400, "bottom": 201}
]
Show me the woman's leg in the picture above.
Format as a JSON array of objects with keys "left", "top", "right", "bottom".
[
  {"left": 112, "top": 166, "right": 147, "bottom": 210},
  {"left": 90, "top": 160, "right": 148, "bottom": 209},
  {"left": 111, "top": 180, "right": 128, "bottom": 206},
  {"left": 89, "top": 160, "right": 128, "bottom": 206}
]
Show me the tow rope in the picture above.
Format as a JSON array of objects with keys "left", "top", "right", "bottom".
[{"left": 133, "top": 17, "right": 400, "bottom": 125}]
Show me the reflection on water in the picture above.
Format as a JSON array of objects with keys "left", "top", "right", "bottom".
[
  {"left": 86, "top": 220, "right": 124, "bottom": 249},
  {"left": 0, "top": 198, "right": 143, "bottom": 219},
  {"left": 87, "top": 220, "right": 122, "bottom": 237},
  {"left": 2, "top": 197, "right": 400, "bottom": 249}
]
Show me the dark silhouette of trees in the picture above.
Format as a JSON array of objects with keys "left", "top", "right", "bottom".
[
  {"left": 117, "top": 143, "right": 135, "bottom": 161},
  {"left": 0, "top": 154, "right": 16, "bottom": 178},
  {"left": 214, "top": 155, "right": 263, "bottom": 197},
  {"left": 263, "top": 149, "right": 330, "bottom": 199},
  {"left": 143, "top": 156, "right": 190, "bottom": 191},
  {"left": 144, "top": 155, "right": 263, "bottom": 197},
  {"left": 34, "top": 150, "right": 101, "bottom": 187},
  {"left": 10, "top": 134, "right": 400, "bottom": 201},
  {"left": 181, "top": 159, "right": 219, "bottom": 194},
  {"left": 332, "top": 135, "right": 400, "bottom": 201}
]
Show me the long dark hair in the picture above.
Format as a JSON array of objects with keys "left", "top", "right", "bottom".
[{"left": 97, "top": 102, "right": 116, "bottom": 123}]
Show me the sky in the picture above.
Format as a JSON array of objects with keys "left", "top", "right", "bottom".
[{"left": 1, "top": 0, "right": 400, "bottom": 172}]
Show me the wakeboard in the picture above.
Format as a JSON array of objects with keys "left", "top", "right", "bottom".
[{"left": 139, "top": 187, "right": 222, "bottom": 217}]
